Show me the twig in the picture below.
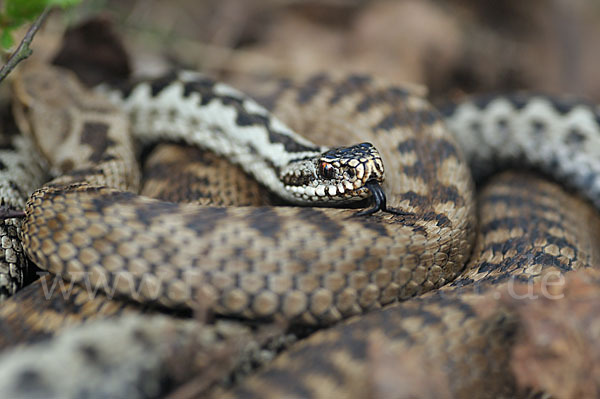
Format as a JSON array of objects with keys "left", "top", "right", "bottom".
[
  {"left": 0, "top": 7, "right": 51, "bottom": 84},
  {"left": 0, "top": 207, "right": 25, "bottom": 219}
]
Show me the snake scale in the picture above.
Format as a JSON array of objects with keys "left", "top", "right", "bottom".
[
  {"left": 0, "top": 107, "right": 47, "bottom": 299},
  {"left": 15, "top": 63, "right": 476, "bottom": 325},
  {"left": 2, "top": 60, "right": 600, "bottom": 398}
]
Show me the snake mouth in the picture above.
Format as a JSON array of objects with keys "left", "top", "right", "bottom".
[
  {"left": 281, "top": 158, "right": 373, "bottom": 203},
  {"left": 283, "top": 179, "right": 372, "bottom": 203}
]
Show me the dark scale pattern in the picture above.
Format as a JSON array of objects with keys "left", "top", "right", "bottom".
[
  {"left": 329, "top": 74, "right": 373, "bottom": 106},
  {"left": 80, "top": 121, "right": 114, "bottom": 163},
  {"left": 354, "top": 86, "right": 410, "bottom": 113},
  {"left": 453, "top": 171, "right": 600, "bottom": 289},
  {"left": 0, "top": 312, "right": 269, "bottom": 399},
  {"left": 9, "top": 66, "right": 600, "bottom": 398},
  {"left": 140, "top": 143, "right": 271, "bottom": 206},
  {"left": 296, "top": 73, "right": 331, "bottom": 105},
  {"left": 219, "top": 289, "right": 521, "bottom": 398},
  {"left": 18, "top": 69, "right": 475, "bottom": 325},
  {"left": 220, "top": 171, "right": 600, "bottom": 399},
  {"left": 200, "top": 89, "right": 321, "bottom": 154}
]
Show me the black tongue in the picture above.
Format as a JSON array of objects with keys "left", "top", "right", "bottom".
[
  {"left": 356, "top": 180, "right": 387, "bottom": 216},
  {"left": 356, "top": 181, "right": 410, "bottom": 217}
]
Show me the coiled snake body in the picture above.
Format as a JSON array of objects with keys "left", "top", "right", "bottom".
[
  {"left": 3, "top": 62, "right": 600, "bottom": 398},
  {"left": 14, "top": 64, "right": 475, "bottom": 325},
  {"left": 13, "top": 63, "right": 600, "bottom": 323}
]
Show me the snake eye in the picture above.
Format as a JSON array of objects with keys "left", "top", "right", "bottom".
[
  {"left": 319, "top": 162, "right": 336, "bottom": 179},
  {"left": 346, "top": 169, "right": 355, "bottom": 179}
]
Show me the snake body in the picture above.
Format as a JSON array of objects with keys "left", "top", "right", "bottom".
[
  {"left": 442, "top": 94, "right": 600, "bottom": 205},
  {"left": 15, "top": 64, "right": 475, "bottom": 325},
  {"left": 103, "top": 72, "right": 389, "bottom": 208},
  {"left": 4, "top": 62, "right": 600, "bottom": 398},
  {"left": 221, "top": 171, "right": 600, "bottom": 399},
  {"left": 0, "top": 313, "right": 261, "bottom": 399},
  {"left": 0, "top": 131, "right": 47, "bottom": 299}
]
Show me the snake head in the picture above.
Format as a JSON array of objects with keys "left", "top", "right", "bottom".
[{"left": 281, "top": 142, "right": 385, "bottom": 203}]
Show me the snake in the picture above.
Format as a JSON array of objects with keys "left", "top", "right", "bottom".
[
  {"left": 3, "top": 61, "right": 600, "bottom": 398},
  {"left": 14, "top": 62, "right": 477, "bottom": 325},
  {"left": 218, "top": 170, "right": 600, "bottom": 399},
  {"left": 0, "top": 106, "right": 47, "bottom": 299}
]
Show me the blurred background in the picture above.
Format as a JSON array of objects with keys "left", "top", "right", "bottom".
[{"left": 43, "top": 0, "right": 600, "bottom": 103}]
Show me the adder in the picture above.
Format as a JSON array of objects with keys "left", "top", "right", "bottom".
[
  {"left": 2, "top": 61, "right": 600, "bottom": 398},
  {"left": 13, "top": 63, "right": 476, "bottom": 325}
]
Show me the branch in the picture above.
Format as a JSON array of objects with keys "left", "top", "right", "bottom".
[
  {"left": 0, "top": 7, "right": 51, "bottom": 84},
  {"left": 0, "top": 207, "right": 25, "bottom": 219}
]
